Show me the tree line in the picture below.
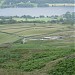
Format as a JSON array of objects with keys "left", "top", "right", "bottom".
[
  {"left": 4, "top": 0, "right": 74, "bottom": 4},
  {"left": 0, "top": 0, "right": 74, "bottom": 8},
  {"left": 0, "top": 12, "right": 75, "bottom": 25}
]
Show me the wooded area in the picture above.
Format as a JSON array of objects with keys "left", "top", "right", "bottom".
[{"left": 0, "top": 0, "right": 74, "bottom": 8}]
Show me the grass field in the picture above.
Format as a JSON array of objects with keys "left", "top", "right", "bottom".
[
  {"left": 13, "top": 18, "right": 51, "bottom": 22},
  {"left": 0, "top": 23, "right": 75, "bottom": 75}
]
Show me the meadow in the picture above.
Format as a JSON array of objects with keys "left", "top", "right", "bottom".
[
  {"left": 0, "top": 23, "right": 75, "bottom": 75},
  {"left": 13, "top": 17, "right": 51, "bottom": 22}
]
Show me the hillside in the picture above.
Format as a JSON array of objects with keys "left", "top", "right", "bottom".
[
  {"left": 0, "top": 0, "right": 75, "bottom": 8},
  {"left": 0, "top": 22, "right": 75, "bottom": 75}
]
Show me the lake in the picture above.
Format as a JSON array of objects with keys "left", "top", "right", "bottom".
[{"left": 0, "top": 7, "right": 74, "bottom": 16}]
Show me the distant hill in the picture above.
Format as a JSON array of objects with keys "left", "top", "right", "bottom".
[{"left": 0, "top": 0, "right": 74, "bottom": 8}]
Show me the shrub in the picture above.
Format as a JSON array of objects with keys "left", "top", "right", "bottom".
[{"left": 48, "top": 57, "right": 75, "bottom": 75}]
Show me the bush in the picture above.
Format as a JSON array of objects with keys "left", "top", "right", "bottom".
[
  {"left": 18, "top": 61, "right": 46, "bottom": 71},
  {"left": 48, "top": 57, "right": 75, "bottom": 75},
  {"left": 0, "top": 58, "right": 7, "bottom": 63}
]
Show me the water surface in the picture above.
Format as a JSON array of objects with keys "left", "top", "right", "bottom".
[{"left": 0, "top": 7, "right": 74, "bottom": 16}]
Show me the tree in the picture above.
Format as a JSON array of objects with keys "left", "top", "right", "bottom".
[
  {"left": 63, "top": 12, "right": 75, "bottom": 25},
  {"left": 39, "top": 15, "right": 45, "bottom": 18}
]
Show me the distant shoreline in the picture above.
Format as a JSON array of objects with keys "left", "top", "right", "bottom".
[
  {"left": 0, "top": 3, "right": 75, "bottom": 8},
  {"left": 48, "top": 4, "right": 75, "bottom": 7}
]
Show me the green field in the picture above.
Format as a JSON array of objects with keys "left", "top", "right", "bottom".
[
  {"left": 0, "top": 23, "right": 73, "bottom": 43},
  {"left": 13, "top": 17, "right": 51, "bottom": 22},
  {"left": 0, "top": 23, "right": 75, "bottom": 75}
]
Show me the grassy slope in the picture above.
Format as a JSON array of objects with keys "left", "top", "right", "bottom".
[
  {"left": 0, "top": 38, "right": 74, "bottom": 75},
  {"left": 0, "top": 33, "right": 20, "bottom": 44},
  {"left": 0, "top": 23, "right": 75, "bottom": 75},
  {"left": 48, "top": 54, "right": 75, "bottom": 75}
]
